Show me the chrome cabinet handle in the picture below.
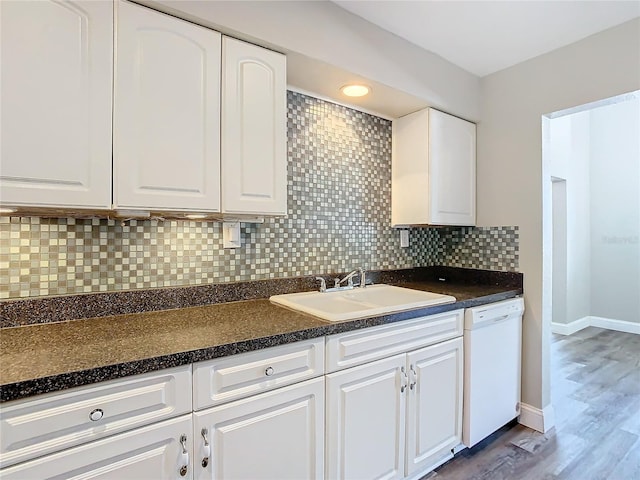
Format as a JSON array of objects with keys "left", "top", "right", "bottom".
[
  {"left": 201, "top": 428, "right": 210, "bottom": 468},
  {"left": 409, "top": 365, "right": 417, "bottom": 390},
  {"left": 265, "top": 366, "right": 275, "bottom": 376},
  {"left": 400, "top": 367, "right": 409, "bottom": 393},
  {"left": 178, "top": 434, "right": 189, "bottom": 477}
]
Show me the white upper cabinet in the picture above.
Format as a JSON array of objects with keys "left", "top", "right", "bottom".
[
  {"left": 222, "top": 37, "right": 287, "bottom": 215},
  {"left": 0, "top": 0, "right": 113, "bottom": 209},
  {"left": 1, "top": 0, "right": 287, "bottom": 216},
  {"left": 392, "top": 108, "right": 476, "bottom": 226},
  {"left": 113, "top": 0, "right": 221, "bottom": 212}
]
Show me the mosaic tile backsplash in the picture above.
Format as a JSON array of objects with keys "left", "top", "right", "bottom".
[
  {"left": 0, "top": 92, "right": 518, "bottom": 299},
  {"left": 441, "top": 226, "right": 519, "bottom": 271}
]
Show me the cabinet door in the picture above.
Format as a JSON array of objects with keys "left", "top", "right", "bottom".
[
  {"left": 0, "top": 0, "right": 112, "bottom": 209},
  {"left": 326, "top": 354, "right": 406, "bottom": 480},
  {"left": 428, "top": 109, "right": 476, "bottom": 225},
  {"left": 221, "top": 37, "right": 286, "bottom": 215},
  {"left": 114, "top": 0, "right": 221, "bottom": 212},
  {"left": 0, "top": 415, "right": 194, "bottom": 480},
  {"left": 194, "top": 377, "right": 324, "bottom": 480},
  {"left": 406, "top": 337, "right": 463, "bottom": 476}
]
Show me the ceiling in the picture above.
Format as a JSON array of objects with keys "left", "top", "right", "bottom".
[
  {"left": 332, "top": 1, "right": 640, "bottom": 77},
  {"left": 286, "top": 53, "right": 429, "bottom": 119}
]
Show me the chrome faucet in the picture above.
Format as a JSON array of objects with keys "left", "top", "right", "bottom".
[
  {"left": 315, "top": 277, "right": 327, "bottom": 293},
  {"left": 337, "top": 269, "right": 359, "bottom": 288},
  {"left": 317, "top": 268, "right": 367, "bottom": 293},
  {"left": 337, "top": 267, "right": 367, "bottom": 288}
]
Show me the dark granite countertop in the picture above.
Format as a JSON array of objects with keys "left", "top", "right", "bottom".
[{"left": 0, "top": 268, "right": 522, "bottom": 403}]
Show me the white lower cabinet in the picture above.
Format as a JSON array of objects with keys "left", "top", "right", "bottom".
[
  {"left": 326, "top": 354, "right": 407, "bottom": 480},
  {"left": 0, "top": 310, "right": 467, "bottom": 480},
  {"left": 406, "top": 337, "right": 463, "bottom": 476},
  {"left": 0, "top": 365, "right": 192, "bottom": 469},
  {"left": 326, "top": 325, "right": 464, "bottom": 480},
  {"left": 193, "top": 377, "right": 324, "bottom": 480},
  {"left": 0, "top": 414, "right": 194, "bottom": 480}
]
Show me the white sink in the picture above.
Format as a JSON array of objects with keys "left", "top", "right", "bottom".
[{"left": 270, "top": 284, "right": 456, "bottom": 322}]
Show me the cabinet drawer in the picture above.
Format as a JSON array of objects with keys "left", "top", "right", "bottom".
[
  {"left": 193, "top": 338, "right": 324, "bottom": 410},
  {"left": 0, "top": 365, "right": 192, "bottom": 469},
  {"left": 0, "top": 414, "right": 193, "bottom": 480},
  {"left": 326, "top": 310, "right": 463, "bottom": 373}
]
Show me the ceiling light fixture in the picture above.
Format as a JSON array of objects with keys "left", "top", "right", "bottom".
[{"left": 341, "top": 84, "right": 370, "bottom": 97}]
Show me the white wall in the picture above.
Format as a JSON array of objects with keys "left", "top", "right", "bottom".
[
  {"left": 549, "top": 115, "right": 571, "bottom": 180},
  {"left": 144, "top": 0, "right": 480, "bottom": 121},
  {"left": 478, "top": 18, "right": 640, "bottom": 413},
  {"left": 549, "top": 112, "right": 592, "bottom": 325},
  {"left": 551, "top": 111, "right": 591, "bottom": 323},
  {"left": 565, "top": 113, "right": 592, "bottom": 325},
  {"left": 590, "top": 98, "right": 640, "bottom": 324},
  {"left": 551, "top": 179, "right": 568, "bottom": 324}
]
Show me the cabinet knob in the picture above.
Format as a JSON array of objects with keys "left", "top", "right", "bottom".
[
  {"left": 89, "top": 408, "right": 104, "bottom": 422},
  {"left": 265, "top": 366, "right": 274, "bottom": 376}
]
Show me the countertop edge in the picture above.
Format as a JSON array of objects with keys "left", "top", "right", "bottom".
[{"left": 0, "top": 289, "right": 521, "bottom": 403}]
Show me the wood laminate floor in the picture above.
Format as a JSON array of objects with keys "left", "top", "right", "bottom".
[{"left": 424, "top": 327, "right": 640, "bottom": 480}]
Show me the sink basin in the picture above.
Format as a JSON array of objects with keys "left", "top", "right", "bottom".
[{"left": 270, "top": 284, "right": 456, "bottom": 322}]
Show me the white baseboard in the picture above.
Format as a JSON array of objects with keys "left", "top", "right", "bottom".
[
  {"left": 589, "top": 316, "right": 640, "bottom": 334},
  {"left": 551, "top": 316, "right": 640, "bottom": 335},
  {"left": 518, "top": 403, "right": 555, "bottom": 433},
  {"left": 551, "top": 317, "right": 590, "bottom": 335}
]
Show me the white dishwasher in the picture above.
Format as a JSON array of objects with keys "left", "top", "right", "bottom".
[{"left": 462, "top": 297, "right": 524, "bottom": 447}]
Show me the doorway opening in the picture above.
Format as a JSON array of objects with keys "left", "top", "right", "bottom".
[
  {"left": 544, "top": 90, "right": 639, "bottom": 334},
  {"left": 542, "top": 90, "right": 640, "bottom": 437}
]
